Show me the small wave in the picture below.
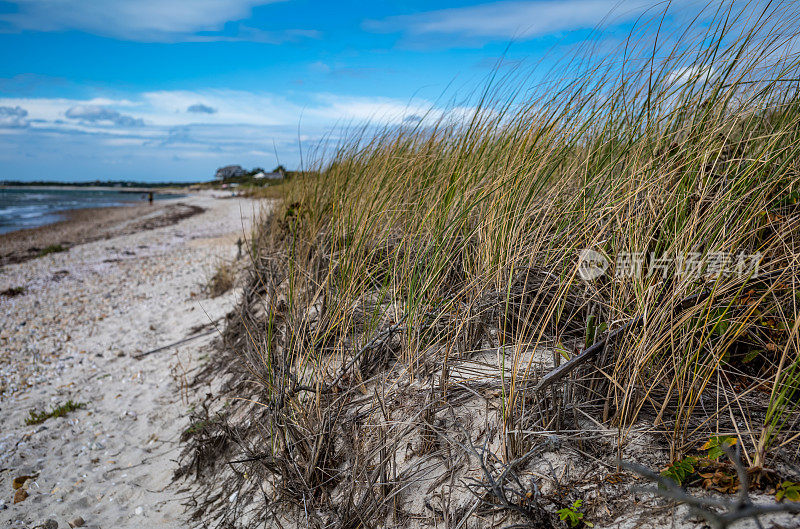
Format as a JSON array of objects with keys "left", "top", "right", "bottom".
[{"left": 0, "top": 205, "right": 44, "bottom": 215}]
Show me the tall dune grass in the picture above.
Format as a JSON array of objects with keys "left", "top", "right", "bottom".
[
  {"left": 271, "top": 0, "right": 800, "bottom": 464},
  {"left": 183, "top": 2, "right": 800, "bottom": 526}
]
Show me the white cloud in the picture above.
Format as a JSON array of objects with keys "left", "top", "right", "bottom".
[
  {"left": 0, "top": 97, "right": 142, "bottom": 133},
  {"left": 65, "top": 105, "right": 145, "bottom": 127},
  {"left": 0, "top": 85, "right": 491, "bottom": 184},
  {"left": 102, "top": 137, "right": 146, "bottom": 147},
  {"left": 0, "top": 105, "right": 29, "bottom": 128},
  {"left": 0, "top": 93, "right": 459, "bottom": 180},
  {"left": 364, "top": 0, "right": 661, "bottom": 41},
  {"left": 0, "top": 0, "right": 317, "bottom": 42},
  {"left": 0, "top": 90, "right": 460, "bottom": 177},
  {"left": 141, "top": 90, "right": 297, "bottom": 126},
  {"left": 141, "top": 89, "right": 445, "bottom": 127},
  {"left": 307, "top": 94, "right": 449, "bottom": 125},
  {"left": 0, "top": 91, "right": 482, "bottom": 140}
]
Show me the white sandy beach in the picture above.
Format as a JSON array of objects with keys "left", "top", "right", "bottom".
[{"left": 0, "top": 194, "right": 260, "bottom": 528}]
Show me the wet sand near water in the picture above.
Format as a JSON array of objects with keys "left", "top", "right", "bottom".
[{"left": 0, "top": 201, "right": 204, "bottom": 267}]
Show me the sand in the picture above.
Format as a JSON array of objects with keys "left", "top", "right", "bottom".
[{"left": 0, "top": 192, "right": 261, "bottom": 528}]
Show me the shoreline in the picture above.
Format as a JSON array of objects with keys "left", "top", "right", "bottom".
[
  {"left": 1, "top": 185, "right": 190, "bottom": 192},
  {"left": 0, "top": 199, "right": 204, "bottom": 266}
]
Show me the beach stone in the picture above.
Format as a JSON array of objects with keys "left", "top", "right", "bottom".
[
  {"left": 134, "top": 506, "right": 144, "bottom": 515},
  {"left": 12, "top": 475, "right": 33, "bottom": 489},
  {"left": 37, "top": 520, "right": 58, "bottom": 529},
  {"left": 68, "top": 517, "right": 85, "bottom": 528},
  {"left": 13, "top": 488, "right": 28, "bottom": 503}
]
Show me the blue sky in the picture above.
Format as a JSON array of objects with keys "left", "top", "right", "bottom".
[{"left": 0, "top": 0, "right": 719, "bottom": 181}]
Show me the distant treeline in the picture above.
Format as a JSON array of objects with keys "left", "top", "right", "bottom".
[{"left": 0, "top": 180, "right": 191, "bottom": 188}]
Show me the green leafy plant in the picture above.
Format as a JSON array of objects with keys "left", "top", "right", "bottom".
[
  {"left": 701, "top": 435, "right": 738, "bottom": 461},
  {"left": 555, "top": 342, "right": 571, "bottom": 361},
  {"left": 776, "top": 481, "right": 800, "bottom": 502},
  {"left": 584, "top": 314, "right": 607, "bottom": 348},
  {"left": 557, "top": 499, "right": 592, "bottom": 527},
  {"left": 661, "top": 456, "right": 698, "bottom": 486},
  {"left": 25, "top": 400, "right": 86, "bottom": 425}
]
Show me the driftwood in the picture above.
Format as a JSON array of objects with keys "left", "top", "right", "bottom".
[{"left": 534, "top": 313, "right": 644, "bottom": 392}]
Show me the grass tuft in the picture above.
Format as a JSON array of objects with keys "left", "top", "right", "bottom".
[{"left": 206, "top": 260, "right": 235, "bottom": 297}]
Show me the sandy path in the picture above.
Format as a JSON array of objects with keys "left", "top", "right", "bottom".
[{"left": 0, "top": 194, "right": 260, "bottom": 528}]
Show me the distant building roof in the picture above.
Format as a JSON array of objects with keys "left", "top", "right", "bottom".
[
  {"left": 253, "top": 171, "right": 283, "bottom": 179},
  {"left": 215, "top": 165, "right": 245, "bottom": 180}
]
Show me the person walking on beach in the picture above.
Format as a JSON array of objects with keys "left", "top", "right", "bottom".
[{"left": 148, "top": 192, "right": 153, "bottom": 204}]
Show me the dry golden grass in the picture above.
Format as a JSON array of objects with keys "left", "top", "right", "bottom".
[
  {"left": 179, "top": 3, "right": 800, "bottom": 527},
  {"left": 268, "top": 0, "right": 800, "bottom": 464}
]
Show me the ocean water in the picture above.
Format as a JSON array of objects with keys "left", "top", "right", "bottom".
[{"left": 0, "top": 187, "right": 183, "bottom": 235}]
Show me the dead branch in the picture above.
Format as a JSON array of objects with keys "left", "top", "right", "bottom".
[
  {"left": 449, "top": 422, "right": 553, "bottom": 529},
  {"left": 622, "top": 446, "right": 800, "bottom": 529}
]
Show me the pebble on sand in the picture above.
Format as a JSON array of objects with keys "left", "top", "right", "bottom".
[
  {"left": 13, "top": 488, "right": 28, "bottom": 503},
  {"left": 12, "top": 475, "right": 34, "bottom": 489}
]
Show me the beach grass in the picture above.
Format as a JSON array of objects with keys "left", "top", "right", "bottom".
[
  {"left": 264, "top": 0, "right": 800, "bottom": 462},
  {"left": 183, "top": 2, "right": 800, "bottom": 525}
]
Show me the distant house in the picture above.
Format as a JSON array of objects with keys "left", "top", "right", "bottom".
[
  {"left": 215, "top": 165, "right": 245, "bottom": 180},
  {"left": 253, "top": 171, "right": 283, "bottom": 180}
]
